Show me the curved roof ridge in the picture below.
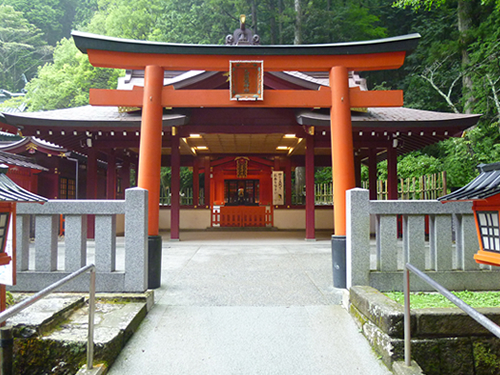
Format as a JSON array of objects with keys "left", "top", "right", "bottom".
[{"left": 72, "top": 30, "right": 421, "bottom": 56}]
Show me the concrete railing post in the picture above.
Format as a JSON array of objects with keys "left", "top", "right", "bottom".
[
  {"left": 64, "top": 215, "right": 87, "bottom": 271},
  {"left": 95, "top": 215, "right": 117, "bottom": 272},
  {"left": 346, "top": 188, "right": 371, "bottom": 288},
  {"left": 35, "top": 215, "right": 58, "bottom": 272},
  {"left": 16, "top": 214, "right": 31, "bottom": 271},
  {"left": 124, "top": 188, "right": 148, "bottom": 292}
]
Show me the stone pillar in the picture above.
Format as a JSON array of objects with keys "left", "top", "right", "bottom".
[{"left": 305, "top": 134, "right": 315, "bottom": 240}]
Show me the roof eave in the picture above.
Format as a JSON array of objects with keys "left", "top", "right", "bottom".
[{"left": 72, "top": 31, "right": 421, "bottom": 57}]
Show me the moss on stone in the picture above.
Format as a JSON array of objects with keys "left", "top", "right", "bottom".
[{"left": 473, "top": 339, "right": 500, "bottom": 375}]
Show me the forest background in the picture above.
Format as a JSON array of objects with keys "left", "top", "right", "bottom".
[{"left": 1, "top": 0, "right": 499, "bottom": 190}]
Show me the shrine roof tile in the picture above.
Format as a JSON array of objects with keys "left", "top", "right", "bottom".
[
  {"left": 438, "top": 163, "right": 500, "bottom": 201},
  {"left": 0, "top": 150, "right": 48, "bottom": 171}
]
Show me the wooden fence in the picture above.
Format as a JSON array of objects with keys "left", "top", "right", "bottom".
[
  {"left": 160, "top": 172, "right": 447, "bottom": 207},
  {"left": 160, "top": 187, "right": 205, "bottom": 206},
  {"left": 363, "top": 172, "right": 447, "bottom": 200}
]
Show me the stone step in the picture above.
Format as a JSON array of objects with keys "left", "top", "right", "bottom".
[{"left": 6, "top": 291, "right": 153, "bottom": 374}]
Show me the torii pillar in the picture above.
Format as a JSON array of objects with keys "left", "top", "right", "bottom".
[
  {"left": 137, "top": 65, "right": 164, "bottom": 288},
  {"left": 330, "top": 66, "right": 356, "bottom": 288}
]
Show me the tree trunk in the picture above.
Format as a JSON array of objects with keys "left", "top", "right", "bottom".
[
  {"left": 294, "top": 0, "right": 302, "bottom": 45},
  {"left": 251, "top": 0, "right": 258, "bottom": 36},
  {"left": 458, "top": 0, "right": 474, "bottom": 113},
  {"left": 268, "top": 0, "right": 277, "bottom": 44},
  {"left": 278, "top": 0, "right": 283, "bottom": 44}
]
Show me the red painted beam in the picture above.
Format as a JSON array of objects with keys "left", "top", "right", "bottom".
[
  {"left": 90, "top": 87, "right": 403, "bottom": 108},
  {"left": 87, "top": 49, "right": 408, "bottom": 72}
]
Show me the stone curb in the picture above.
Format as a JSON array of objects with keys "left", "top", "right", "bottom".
[
  {"left": 392, "top": 361, "right": 424, "bottom": 375},
  {"left": 76, "top": 363, "right": 107, "bottom": 375}
]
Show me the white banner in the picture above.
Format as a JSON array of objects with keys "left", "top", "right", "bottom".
[{"left": 272, "top": 171, "right": 284, "bottom": 206}]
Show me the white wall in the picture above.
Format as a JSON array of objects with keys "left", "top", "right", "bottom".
[
  {"left": 156, "top": 207, "right": 334, "bottom": 230},
  {"left": 273, "top": 208, "right": 333, "bottom": 230},
  {"left": 159, "top": 208, "right": 211, "bottom": 230}
]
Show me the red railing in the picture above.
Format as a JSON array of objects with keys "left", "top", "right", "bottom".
[{"left": 212, "top": 206, "right": 272, "bottom": 227}]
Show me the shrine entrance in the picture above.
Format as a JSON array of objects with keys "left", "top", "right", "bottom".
[
  {"left": 224, "top": 179, "right": 260, "bottom": 206},
  {"left": 210, "top": 156, "right": 273, "bottom": 228}
]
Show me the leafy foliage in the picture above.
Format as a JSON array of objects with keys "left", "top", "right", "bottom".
[
  {"left": 23, "top": 37, "right": 120, "bottom": 111},
  {"left": 376, "top": 152, "right": 442, "bottom": 181},
  {"left": 2, "top": 0, "right": 84, "bottom": 45},
  {"left": 0, "top": 5, "right": 52, "bottom": 91}
]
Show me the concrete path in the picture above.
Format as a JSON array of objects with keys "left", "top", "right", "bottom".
[{"left": 108, "top": 231, "right": 391, "bottom": 375}]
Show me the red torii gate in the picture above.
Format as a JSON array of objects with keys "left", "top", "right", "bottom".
[{"left": 73, "top": 31, "right": 419, "bottom": 255}]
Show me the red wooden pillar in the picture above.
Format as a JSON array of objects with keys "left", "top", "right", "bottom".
[
  {"left": 87, "top": 148, "right": 97, "bottom": 239},
  {"left": 274, "top": 156, "right": 280, "bottom": 173},
  {"left": 137, "top": 65, "right": 164, "bottom": 236},
  {"left": 193, "top": 158, "right": 199, "bottom": 207},
  {"left": 354, "top": 154, "right": 362, "bottom": 187},
  {"left": 330, "top": 66, "right": 355, "bottom": 236},
  {"left": 387, "top": 145, "right": 398, "bottom": 200},
  {"left": 204, "top": 156, "right": 211, "bottom": 208},
  {"left": 106, "top": 150, "right": 116, "bottom": 199},
  {"left": 122, "top": 159, "right": 131, "bottom": 191},
  {"left": 305, "top": 133, "right": 315, "bottom": 240},
  {"left": 171, "top": 128, "right": 180, "bottom": 240},
  {"left": 368, "top": 148, "right": 378, "bottom": 200},
  {"left": 285, "top": 158, "right": 292, "bottom": 207}
]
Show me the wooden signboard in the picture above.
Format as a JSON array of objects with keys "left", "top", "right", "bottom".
[{"left": 230, "top": 61, "right": 264, "bottom": 101}]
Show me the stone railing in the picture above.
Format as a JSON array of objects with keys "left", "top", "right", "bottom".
[
  {"left": 11, "top": 188, "right": 148, "bottom": 293},
  {"left": 347, "top": 188, "right": 500, "bottom": 292}
]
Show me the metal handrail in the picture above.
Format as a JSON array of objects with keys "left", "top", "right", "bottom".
[
  {"left": 404, "top": 263, "right": 500, "bottom": 366},
  {"left": 0, "top": 264, "right": 96, "bottom": 370}
]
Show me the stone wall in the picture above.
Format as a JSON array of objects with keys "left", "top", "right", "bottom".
[
  {"left": 12, "top": 188, "right": 148, "bottom": 293},
  {"left": 346, "top": 188, "right": 500, "bottom": 292},
  {"left": 349, "top": 286, "right": 500, "bottom": 375}
]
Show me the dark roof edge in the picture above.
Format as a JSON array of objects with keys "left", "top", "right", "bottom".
[
  {"left": 2, "top": 111, "right": 189, "bottom": 129},
  {"left": 72, "top": 31, "right": 421, "bottom": 56},
  {"left": 296, "top": 110, "right": 482, "bottom": 128}
]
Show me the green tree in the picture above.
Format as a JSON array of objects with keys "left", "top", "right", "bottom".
[
  {"left": 393, "top": 0, "right": 497, "bottom": 114},
  {"left": 467, "top": 8, "right": 500, "bottom": 125},
  {"left": 376, "top": 152, "right": 443, "bottom": 180},
  {"left": 3, "top": 0, "right": 81, "bottom": 45},
  {"left": 23, "top": 37, "right": 120, "bottom": 110},
  {"left": 0, "top": 5, "right": 52, "bottom": 91}
]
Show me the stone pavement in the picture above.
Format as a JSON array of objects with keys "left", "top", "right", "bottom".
[{"left": 108, "top": 230, "right": 392, "bottom": 375}]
